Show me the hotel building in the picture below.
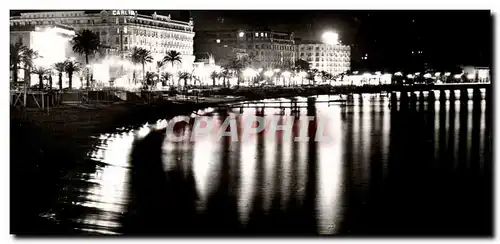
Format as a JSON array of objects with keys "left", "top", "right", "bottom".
[
  {"left": 297, "top": 41, "right": 351, "bottom": 75},
  {"left": 195, "top": 29, "right": 296, "bottom": 69},
  {"left": 10, "top": 10, "right": 195, "bottom": 70}
]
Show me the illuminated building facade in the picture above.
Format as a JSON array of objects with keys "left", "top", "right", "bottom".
[
  {"left": 195, "top": 29, "right": 296, "bottom": 69},
  {"left": 297, "top": 41, "right": 351, "bottom": 75},
  {"left": 10, "top": 10, "right": 195, "bottom": 70},
  {"left": 10, "top": 24, "right": 76, "bottom": 85}
]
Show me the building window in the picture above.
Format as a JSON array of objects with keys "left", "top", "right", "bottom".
[
  {"left": 124, "top": 37, "right": 128, "bottom": 43},
  {"left": 255, "top": 32, "right": 258, "bottom": 37},
  {"left": 116, "top": 37, "right": 119, "bottom": 44},
  {"left": 88, "top": 20, "right": 91, "bottom": 24}
]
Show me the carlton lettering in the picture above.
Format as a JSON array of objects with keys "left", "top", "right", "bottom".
[{"left": 111, "top": 10, "right": 136, "bottom": 16}]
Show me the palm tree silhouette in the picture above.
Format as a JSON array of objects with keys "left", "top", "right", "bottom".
[
  {"left": 72, "top": 29, "right": 100, "bottom": 89},
  {"left": 64, "top": 60, "right": 80, "bottom": 90},
  {"left": 161, "top": 72, "right": 172, "bottom": 87},
  {"left": 177, "top": 71, "right": 191, "bottom": 88},
  {"left": 130, "top": 47, "right": 153, "bottom": 84},
  {"left": 10, "top": 39, "right": 27, "bottom": 86},
  {"left": 53, "top": 62, "right": 66, "bottom": 90},
  {"left": 210, "top": 71, "right": 219, "bottom": 86},
  {"left": 163, "top": 50, "right": 182, "bottom": 70},
  {"left": 31, "top": 66, "right": 51, "bottom": 90},
  {"left": 156, "top": 60, "right": 165, "bottom": 75},
  {"left": 21, "top": 48, "right": 39, "bottom": 87}
]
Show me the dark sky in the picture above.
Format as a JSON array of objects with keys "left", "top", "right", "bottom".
[{"left": 11, "top": 10, "right": 492, "bottom": 72}]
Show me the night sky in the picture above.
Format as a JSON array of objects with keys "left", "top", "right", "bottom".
[{"left": 11, "top": 10, "right": 492, "bottom": 72}]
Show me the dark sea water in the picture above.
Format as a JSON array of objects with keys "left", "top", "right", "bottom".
[{"left": 11, "top": 90, "right": 492, "bottom": 236}]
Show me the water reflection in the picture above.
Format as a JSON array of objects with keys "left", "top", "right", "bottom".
[{"left": 47, "top": 89, "right": 491, "bottom": 236}]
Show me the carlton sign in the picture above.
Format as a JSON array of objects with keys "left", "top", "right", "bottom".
[{"left": 111, "top": 10, "right": 137, "bottom": 16}]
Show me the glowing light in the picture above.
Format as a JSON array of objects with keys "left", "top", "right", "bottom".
[
  {"left": 444, "top": 72, "right": 451, "bottom": 76},
  {"left": 243, "top": 68, "right": 256, "bottom": 78},
  {"left": 375, "top": 71, "right": 381, "bottom": 76},
  {"left": 477, "top": 70, "right": 488, "bottom": 79},
  {"left": 424, "top": 73, "right": 432, "bottom": 79},
  {"left": 394, "top": 72, "right": 403, "bottom": 76},
  {"left": 467, "top": 74, "right": 475, "bottom": 80},
  {"left": 407, "top": 74, "right": 414, "bottom": 79},
  {"left": 322, "top": 31, "right": 339, "bottom": 45},
  {"left": 299, "top": 71, "right": 307, "bottom": 77},
  {"left": 238, "top": 32, "right": 244, "bottom": 38},
  {"left": 363, "top": 72, "right": 371, "bottom": 78},
  {"left": 414, "top": 72, "right": 421, "bottom": 76},
  {"left": 216, "top": 39, "right": 220, "bottom": 43},
  {"left": 435, "top": 72, "right": 441, "bottom": 76},
  {"left": 282, "top": 71, "right": 291, "bottom": 78},
  {"left": 264, "top": 70, "right": 274, "bottom": 77},
  {"left": 273, "top": 69, "right": 281, "bottom": 73},
  {"left": 454, "top": 74, "right": 462, "bottom": 79},
  {"left": 30, "top": 27, "right": 75, "bottom": 67}
]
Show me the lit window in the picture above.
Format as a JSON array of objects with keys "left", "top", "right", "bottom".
[
  {"left": 238, "top": 31, "right": 244, "bottom": 37},
  {"left": 124, "top": 26, "right": 127, "bottom": 34},
  {"left": 255, "top": 32, "right": 258, "bottom": 37},
  {"left": 216, "top": 39, "right": 220, "bottom": 43},
  {"left": 265, "top": 33, "right": 268, "bottom": 37}
]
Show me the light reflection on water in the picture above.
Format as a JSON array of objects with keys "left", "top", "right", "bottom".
[{"left": 65, "top": 91, "right": 491, "bottom": 235}]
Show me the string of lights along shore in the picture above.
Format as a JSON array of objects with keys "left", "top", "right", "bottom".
[{"left": 9, "top": 10, "right": 491, "bottom": 91}]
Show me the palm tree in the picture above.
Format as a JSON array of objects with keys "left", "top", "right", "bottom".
[
  {"left": 163, "top": 50, "right": 182, "bottom": 69},
  {"left": 210, "top": 71, "right": 219, "bottom": 86},
  {"left": 130, "top": 47, "right": 153, "bottom": 84},
  {"left": 219, "top": 68, "right": 230, "bottom": 88},
  {"left": 306, "top": 71, "right": 316, "bottom": 85},
  {"left": 21, "top": 48, "right": 39, "bottom": 87},
  {"left": 53, "top": 62, "right": 66, "bottom": 90},
  {"left": 224, "top": 57, "right": 247, "bottom": 86},
  {"left": 156, "top": 60, "right": 164, "bottom": 75},
  {"left": 294, "top": 59, "right": 310, "bottom": 72},
  {"left": 64, "top": 60, "right": 80, "bottom": 90},
  {"left": 161, "top": 72, "right": 172, "bottom": 87},
  {"left": 10, "top": 39, "right": 26, "bottom": 86},
  {"left": 72, "top": 29, "right": 100, "bottom": 89},
  {"left": 177, "top": 71, "right": 191, "bottom": 88},
  {"left": 144, "top": 71, "right": 158, "bottom": 89},
  {"left": 31, "top": 66, "right": 51, "bottom": 90}
]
